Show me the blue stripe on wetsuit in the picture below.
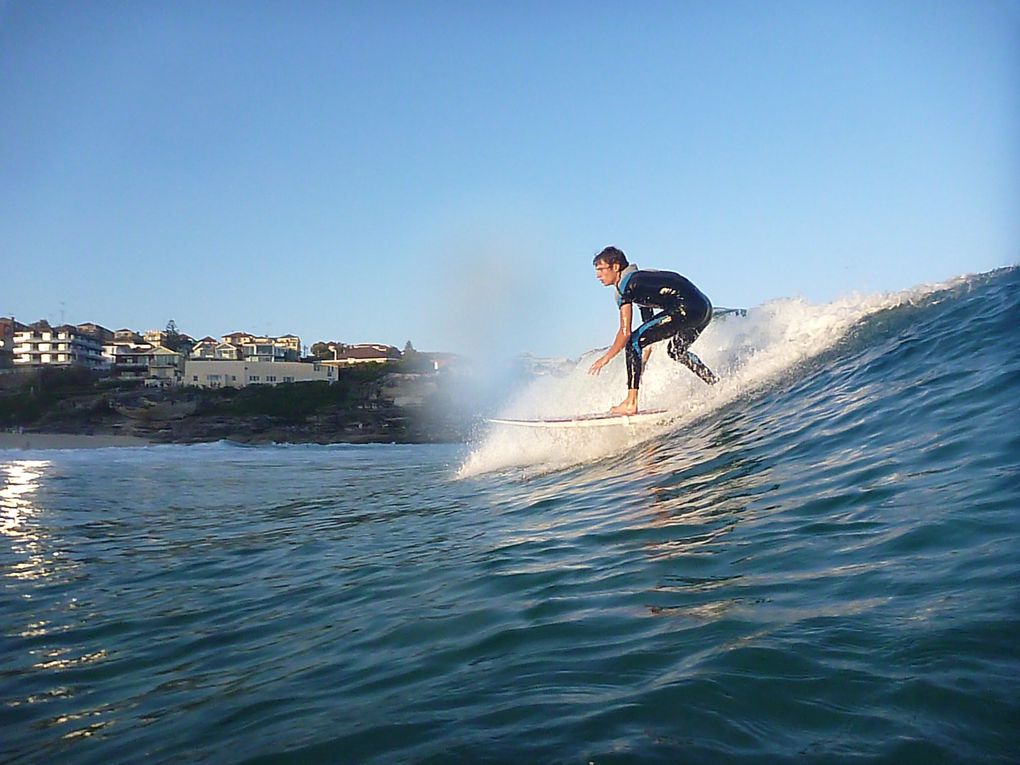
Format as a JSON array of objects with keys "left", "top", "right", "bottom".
[{"left": 629, "top": 311, "right": 672, "bottom": 356}]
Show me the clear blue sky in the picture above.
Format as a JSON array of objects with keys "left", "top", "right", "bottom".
[{"left": 2, "top": 1, "right": 1017, "bottom": 357}]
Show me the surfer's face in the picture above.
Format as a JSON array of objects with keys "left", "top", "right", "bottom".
[{"left": 594, "top": 260, "right": 620, "bottom": 286}]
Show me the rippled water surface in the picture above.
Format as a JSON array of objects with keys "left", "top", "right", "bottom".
[{"left": 2, "top": 270, "right": 1018, "bottom": 764}]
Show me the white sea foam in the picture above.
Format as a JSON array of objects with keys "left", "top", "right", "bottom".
[{"left": 457, "top": 277, "right": 964, "bottom": 478}]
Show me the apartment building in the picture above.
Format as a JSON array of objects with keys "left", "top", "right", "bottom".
[
  {"left": 12, "top": 322, "right": 105, "bottom": 368},
  {"left": 0, "top": 317, "right": 25, "bottom": 368}
]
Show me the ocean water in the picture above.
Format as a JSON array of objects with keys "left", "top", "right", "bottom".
[{"left": 2, "top": 268, "right": 1018, "bottom": 764}]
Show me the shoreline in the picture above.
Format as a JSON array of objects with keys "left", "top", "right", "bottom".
[
  {"left": 0, "top": 431, "right": 464, "bottom": 451},
  {"left": 0, "top": 432, "right": 153, "bottom": 450}
]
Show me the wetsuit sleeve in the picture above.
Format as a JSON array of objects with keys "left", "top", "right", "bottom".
[{"left": 640, "top": 306, "right": 655, "bottom": 324}]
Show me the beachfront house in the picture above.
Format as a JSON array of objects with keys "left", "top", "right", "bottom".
[
  {"left": 102, "top": 343, "right": 185, "bottom": 386},
  {"left": 107, "top": 343, "right": 153, "bottom": 380},
  {"left": 191, "top": 338, "right": 242, "bottom": 360},
  {"left": 113, "top": 329, "right": 142, "bottom": 343},
  {"left": 323, "top": 343, "right": 401, "bottom": 367},
  {"left": 147, "top": 346, "right": 186, "bottom": 388},
  {"left": 219, "top": 332, "right": 302, "bottom": 363},
  {"left": 241, "top": 341, "right": 298, "bottom": 363},
  {"left": 276, "top": 334, "right": 302, "bottom": 356},
  {"left": 221, "top": 331, "right": 257, "bottom": 347},
  {"left": 77, "top": 323, "right": 114, "bottom": 343}
]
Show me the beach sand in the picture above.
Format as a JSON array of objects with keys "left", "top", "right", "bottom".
[{"left": 0, "top": 432, "right": 152, "bottom": 450}]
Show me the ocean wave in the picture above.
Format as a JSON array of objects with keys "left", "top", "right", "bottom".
[{"left": 459, "top": 268, "right": 1016, "bottom": 477}]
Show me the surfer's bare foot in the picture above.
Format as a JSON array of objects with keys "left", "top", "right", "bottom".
[
  {"left": 610, "top": 390, "right": 639, "bottom": 415},
  {"left": 610, "top": 401, "right": 639, "bottom": 416}
]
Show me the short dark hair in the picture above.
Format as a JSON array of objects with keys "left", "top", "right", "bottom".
[{"left": 593, "top": 246, "right": 628, "bottom": 269}]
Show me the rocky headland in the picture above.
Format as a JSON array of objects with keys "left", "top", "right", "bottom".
[{"left": 0, "top": 366, "right": 480, "bottom": 446}]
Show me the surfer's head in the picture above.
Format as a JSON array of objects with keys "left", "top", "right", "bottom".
[{"left": 594, "top": 246, "right": 628, "bottom": 286}]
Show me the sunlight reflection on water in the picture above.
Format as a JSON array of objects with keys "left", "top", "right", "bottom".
[
  {"left": 1, "top": 460, "right": 49, "bottom": 539},
  {"left": 2, "top": 460, "right": 57, "bottom": 588}
]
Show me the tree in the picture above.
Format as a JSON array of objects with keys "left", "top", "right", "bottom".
[
  {"left": 398, "top": 341, "right": 432, "bottom": 373},
  {"left": 311, "top": 342, "right": 333, "bottom": 360},
  {"left": 164, "top": 319, "right": 183, "bottom": 351}
]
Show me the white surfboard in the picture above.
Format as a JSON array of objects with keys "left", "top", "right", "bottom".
[{"left": 487, "top": 408, "right": 672, "bottom": 429}]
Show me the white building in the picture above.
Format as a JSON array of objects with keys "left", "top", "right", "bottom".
[
  {"left": 218, "top": 332, "right": 301, "bottom": 362},
  {"left": 185, "top": 360, "right": 335, "bottom": 389},
  {"left": 241, "top": 341, "right": 297, "bottom": 362},
  {"left": 13, "top": 324, "right": 104, "bottom": 368},
  {"left": 190, "top": 337, "right": 241, "bottom": 360},
  {"left": 275, "top": 334, "right": 301, "bottom": 356},
  {"left": 144, "top": 329, "right": 168, "bottom": 346}
]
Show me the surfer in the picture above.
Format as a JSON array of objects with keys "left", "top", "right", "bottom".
[{"left": 588, "top": 246, "right": 718, "bottom": 415}]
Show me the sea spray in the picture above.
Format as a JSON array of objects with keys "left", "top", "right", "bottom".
[{"left": 458, "top": 276, "right": 967, "bottom": 477}]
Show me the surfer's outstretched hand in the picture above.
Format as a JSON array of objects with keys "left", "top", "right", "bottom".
[{"left": 589, "top": 355, "right": 609, "bottom": 375}]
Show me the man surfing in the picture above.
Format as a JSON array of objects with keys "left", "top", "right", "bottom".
[{"left": 588, "top": 246, "right": 718, "bottom": 415}]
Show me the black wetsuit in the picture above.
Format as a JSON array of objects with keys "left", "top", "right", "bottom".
[{"left": 616, "top": 267, "right": 719, "bottom": 389}]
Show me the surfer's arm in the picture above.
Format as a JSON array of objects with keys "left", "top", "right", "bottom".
[{"left": 589, "top": 303, "right": 633, "bottom": 375}]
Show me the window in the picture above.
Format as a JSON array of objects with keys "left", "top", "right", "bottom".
[
  {"left": 283, "top": 376, "right": 294, "bottom": 383},
  {"left": 267, "top": 376, "right": 277, "bottom": 382},
  {"left": 249, "top": 375, "right": 260, "bottom": 382}
]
